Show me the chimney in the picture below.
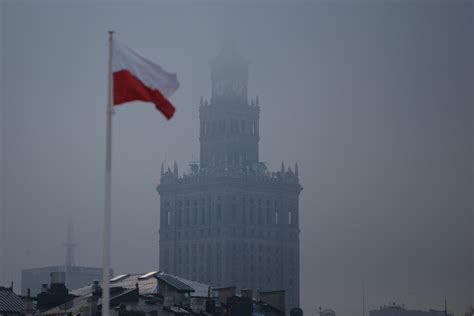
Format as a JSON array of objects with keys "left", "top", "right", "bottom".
[
  {"left": 50, "top": 272, "right": 65, "bottom": 285},
  {"left": 41, "top": 284, "right": 48, "bottom": 293},
  {"left": 259, "top": 290, "right": 286, "bottom": 313},
  {"left": 48, "top": 272, "right": 69, "bottom": 296},
  {"left": 23, "top": 289, "right": 34, "bottom": 316},
  {"left": 92, "top": 280, "right": 101, "bottom": 294}
]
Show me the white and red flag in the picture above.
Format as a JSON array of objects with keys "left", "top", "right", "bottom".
[{"left": 112, "top": 39, "right": 179, "bottom": 119}]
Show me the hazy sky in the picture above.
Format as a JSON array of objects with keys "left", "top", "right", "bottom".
[{"left": 0, "top": 1, "right": 472, "bottom": 315}]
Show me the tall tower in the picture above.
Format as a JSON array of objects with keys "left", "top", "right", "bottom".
[
  {"left": 158, "top": 45, "right": 302, "bottom": 311},
  {"left": 63, "top": 219, "right": 77, "bottom": 267}
]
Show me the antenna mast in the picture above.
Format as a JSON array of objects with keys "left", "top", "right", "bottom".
[{"left": 63, "top": 219, "right": 77, "bottom": 266}]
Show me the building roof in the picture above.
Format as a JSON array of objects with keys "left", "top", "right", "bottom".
[
  {"left": 70, "top": 272, "right": 158, "bottom": 297},
  {"left": 69, "top": 271, "right": 210, "bottom": 298},
  {"left": 156, "top": 273, "right": 195, "bottom": 293},
  {"left": 158, "top": 272, "right": 211, "bottom": 297},
  {"left": 40, "top": 271, "right": 212, "bottom": 315},
  {"left": 0, "top": 286, "right": 25, "bottom": 313}
]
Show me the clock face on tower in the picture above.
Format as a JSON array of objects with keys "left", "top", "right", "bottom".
[
  {"left": 232, "top": 81, "right": 245, "bottom": 96},
  {"left": 214, "top": 80, "right": 225, "bottom": 96}
]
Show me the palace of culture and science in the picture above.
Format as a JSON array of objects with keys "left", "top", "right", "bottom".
[{"left": 157, "top": 45, "right": 302, "bottom": 310}]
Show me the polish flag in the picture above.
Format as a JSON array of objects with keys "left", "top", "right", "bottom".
[{"left": 112, "top": 40, "right": 179, "bottom": 119}]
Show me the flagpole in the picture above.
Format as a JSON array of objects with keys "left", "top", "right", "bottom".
[{"left": 102, "top": 30, "right": 114, "bottom": 316}]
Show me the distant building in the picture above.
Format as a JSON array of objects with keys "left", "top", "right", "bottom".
[
  {"left": 158, "top": 44, "right": 302, "bottom": 311},
  {"left": 21, "top": 265, "right": 108, "bottom": 296},
  {"left": 370, "top": 303, "right": 452, "bottom": 316},
  {"left": 22, "top": 220, "right": 110, "bottom": 296}
]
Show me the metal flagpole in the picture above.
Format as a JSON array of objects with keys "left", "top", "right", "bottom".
[{"left": 102, "top": 30, "right": 114, "bottom": 316}]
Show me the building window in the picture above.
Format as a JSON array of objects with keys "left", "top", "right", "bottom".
[
  {"left": 167, "top": 211, "right": 171, "bottom": 226},
  {"left": 275, "top": 210, "right": 279, "bottom": 225},
  {"left": 288, "top": 210, "right": 293, "bottom": 225}
]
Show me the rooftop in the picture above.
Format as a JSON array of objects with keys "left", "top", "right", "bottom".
[
  {"left": 70, "top": 271, "right": 210, "bottom": 298},
  {"left": 0, "top": 286, "right": 25, "bottom": 313}
]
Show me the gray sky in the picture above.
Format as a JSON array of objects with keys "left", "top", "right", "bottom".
[{"left": 0, "top": 1, "right": 473, "bottom": 315}]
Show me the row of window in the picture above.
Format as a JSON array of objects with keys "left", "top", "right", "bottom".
[
  {"left": 164, "top": 197, "right": 296, "bottom": 208},
  {"left": 171, "top": 242, "right": 284, "bottom": 255},
  {"left": 160, "top": 227, "right": 300, "bottom": 241},
  {"left": 201, "top": 119, "right": 258, "bottom": 136},
  {"left": 163, "top": 207, "right": 296, "bottom": 227}
]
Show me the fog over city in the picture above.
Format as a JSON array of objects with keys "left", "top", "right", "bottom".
[{"left": 0, "top": 1, "right": 472, "bottom": 316}]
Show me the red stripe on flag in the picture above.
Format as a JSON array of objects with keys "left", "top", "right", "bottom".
[{"left": 113, "top": 69, "right": 176, "bottom": 119}]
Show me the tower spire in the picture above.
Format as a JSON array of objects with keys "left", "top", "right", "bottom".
[
  {"left": 161, "top": 163, "right": 164, "bottom": 177},
  {"left": 281, "top": 161, "right": 285, "bottom": 173},
  {"left": 295, "top": 162, "right": 299, "bottom": 177}
]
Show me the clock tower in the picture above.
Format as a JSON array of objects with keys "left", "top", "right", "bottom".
[
  {"left": 210, "top": 42, "right": 249, "bottom": 104},
  {"left": 200, "top": 44, "right": 260, "bottom": 169},
  {"left": 158, "top": 45, "right": 302, "bottom": 312}
]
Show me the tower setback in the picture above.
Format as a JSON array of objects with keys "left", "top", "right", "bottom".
[{"left": 157, "top": 45, "right": 302, "bottom": 310}]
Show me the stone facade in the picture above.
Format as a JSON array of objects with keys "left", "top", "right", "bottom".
[{"left": 157, "top": 45, "right": 302, "bottom": 310}]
